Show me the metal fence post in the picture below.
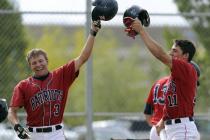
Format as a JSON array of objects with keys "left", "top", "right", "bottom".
[{"left": 85, "top": 0, "right": 94, "bottom": 140}]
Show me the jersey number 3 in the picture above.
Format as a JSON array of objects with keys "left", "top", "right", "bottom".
[{"left": 54, "top": 104, "right": 60, "bottom": 116}]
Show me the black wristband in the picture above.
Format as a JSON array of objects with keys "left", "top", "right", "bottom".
[{"left": 90, "top": 29, "right": 97, "bottom": 37}]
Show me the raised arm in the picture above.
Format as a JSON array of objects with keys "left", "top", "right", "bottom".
[
  {"left": 74, "top": 22, "right": 100, "bottom": 72},
  {"left": 132, "top": 19, "right": 172, "bottom": 68}
]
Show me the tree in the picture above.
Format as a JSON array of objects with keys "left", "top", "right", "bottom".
[
  {"left": 174, "top": 0, "right": 210, "bottom": 112},
  {"left": 0, "top": 0, "right": 28, "bottom": 101}
]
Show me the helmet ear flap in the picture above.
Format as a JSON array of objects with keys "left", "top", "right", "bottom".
[{"left": 138, "top": 9, "right": 150, "bottom": 27}]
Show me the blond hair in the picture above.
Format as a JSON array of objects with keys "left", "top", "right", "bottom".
[{"left": 26, "top": 48, "right": 48, "bottom": 64}]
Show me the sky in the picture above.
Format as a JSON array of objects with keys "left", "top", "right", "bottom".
[
  {"left": 16, "top": 0, "right": 188, "bottom": 26},
  {"left": 18, "top": 0, "right": 178, "bottom": 13}
]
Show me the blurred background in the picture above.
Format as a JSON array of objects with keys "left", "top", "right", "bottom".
[{"left": 0, "top": 0, "right": 210, "bottom": 140}]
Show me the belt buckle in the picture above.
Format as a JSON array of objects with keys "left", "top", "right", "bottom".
[{"left": 37, "top": 127, "right": 52, "bottom": 133}]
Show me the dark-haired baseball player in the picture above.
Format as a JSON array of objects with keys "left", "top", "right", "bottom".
[
  {"left": 7, "top": 22, "right": 100, "bottom": 140},
  {"left": 130, "top": 19, "right": 200, "bottom": 139},
  {"left": 144, "top": 61, "right": 200, "bottom": 140}
]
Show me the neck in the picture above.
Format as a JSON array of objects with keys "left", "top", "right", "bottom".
[{"left": 33, "top": 72, "right": 49, "bottom": 81}]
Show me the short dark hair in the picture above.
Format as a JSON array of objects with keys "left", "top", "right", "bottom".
[{"left": 174, "top": 39, "right": 196, "bottom": 61}]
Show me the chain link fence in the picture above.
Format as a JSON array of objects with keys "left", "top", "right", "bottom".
[{"left": 1, "top": 8, "right": 210, "bottom": 140}]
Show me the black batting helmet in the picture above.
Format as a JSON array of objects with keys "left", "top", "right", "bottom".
[
  {"left": 0, "top": 98, "right": 8, "bottom": 123},
  {"left": 92, "top": 0, "right": 118, "bottom": 21},
  {"left": 123, "top": 5, "right": 150, "bottom": 27}
]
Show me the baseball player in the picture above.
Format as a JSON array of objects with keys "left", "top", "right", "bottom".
[
  {"left": 144, "top": 76, "right": 169, "bottom": 140},
  {"left": 7, "top": 21, "right": 101, "bottom": 140},
  {"left": 144, "top": 61, "right": 200, "bottom": 140},
  {"left": 130, "top": 18, "right": 200, "bottom": 139}
]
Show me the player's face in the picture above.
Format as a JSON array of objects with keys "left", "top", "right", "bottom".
[
  {"left": 29, "top": 54, "right": 49, "bottom": 77},
  {"left": 169, "top": 44, "right": 187, "bottom": 60}
]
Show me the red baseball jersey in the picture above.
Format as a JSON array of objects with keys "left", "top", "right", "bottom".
[
  {"left": 163, "top": 58, "right": 197, "bottom": 120},
  {"left": 10, "top": 60, "right": 78, "bottom": 126},
  {"left": 144, "top": 76, "right": 169, "bottom": 125}
]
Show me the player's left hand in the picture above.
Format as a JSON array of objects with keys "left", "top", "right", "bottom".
[
  {"left": 92, "top": 20, "right": 101, "bottom": 31},
  {"left": 90, "top": 20, "right": 101, "bottom": 37},
  {"left": 14, "top": 124, "right": 31, "bottom": 139}
]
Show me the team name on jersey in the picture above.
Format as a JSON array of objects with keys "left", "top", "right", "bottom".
[{"left": 30, "top": 89, "right": 63, "bottom": 111}]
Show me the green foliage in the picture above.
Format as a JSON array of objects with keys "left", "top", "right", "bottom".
[
  {"left": 67, "top": 29, "right": 152, "bottom": 115},
  {"left": 174, "top": 0, "right": 210, "bottom": 112},
  {"left": 162, "top": 27, "right": 184, "bottom": 74},
  {"left": 0, "top": 0, "right": 28, "bottom": 100},
  {"left": 32, "top": 27, "right": 73, "bottom": 69},
  {"left": 93, "top": 42, "right": 148, "bottom": 112},
  {"left": 162, "top": 26, "right": 183, "bottom": 49}
]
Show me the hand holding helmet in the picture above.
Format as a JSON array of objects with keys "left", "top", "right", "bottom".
[
  {"left": 90, "top": 0, "right": 118, "bottom": 37},
  {"left": 123, "top": 5, "right": 150, "bottom": 39}
]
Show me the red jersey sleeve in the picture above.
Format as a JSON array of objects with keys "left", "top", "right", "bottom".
[
  {"left": 54, "top": 60, "right": 79, "bottom": 89},
  {"left": 10, "top": 82, "right": 25, "bottom": 107}
]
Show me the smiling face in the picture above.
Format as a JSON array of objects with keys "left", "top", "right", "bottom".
[
  {"left": 169, "top": 44, "right": 189, "bottom": 61},
  {"left": 29, "top": 54, "right": 49, "bottom": 77}
]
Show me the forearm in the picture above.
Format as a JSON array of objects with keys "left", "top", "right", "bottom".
[
  {"left": 139, "top": 30, "right": 169, "bottom": 65},
  {"left": 74, "top": 21, "right": 100, "bottom": 71},
  {"left": 7, "top": 107, "right": 20, "bottom": 126},
  {"left": 132, "top": 19, "right": 171, "bottom": 67},
  {"left": 79, "top": 34, "right": 95, "bottom": 63},
  {"left": 74, "top": 33, "right": 95, "bottom": 72}
]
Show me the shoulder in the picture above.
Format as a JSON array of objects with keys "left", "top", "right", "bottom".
[
  {"left": 155, "top": 76, "right": 169, "bottom": 84},
  {"left": 172, "top": 58, "right": 191, "bottom": 72},
  {"left": 53, "top": 60, "right": 75, "bottom": 72},
  {"left": 171, "top": 58, "right": 196, "bottom": 79},
  {"left": 61, "top": 60, "right": 75, "bottom": 69},
  {"left": 172, "top": 58, "right": 189, "bottom": 67},
  {"left": 18, "top": 77, "right": 31, "bottom": 85},
  {"left": 14, "top": 77, "right": 32, "bottom": 90}
]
